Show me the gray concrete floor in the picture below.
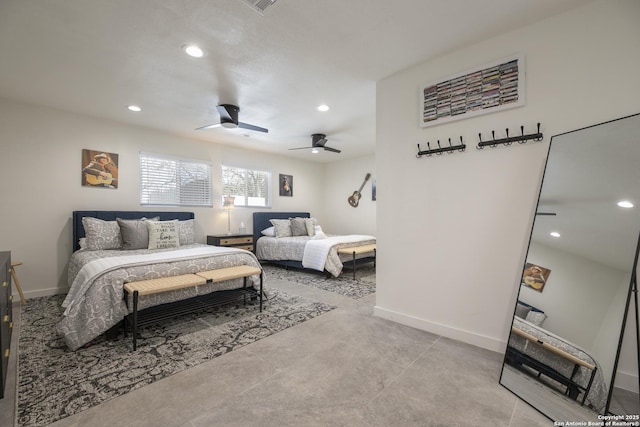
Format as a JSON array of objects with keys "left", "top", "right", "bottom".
[{"left": 2, "top": 276, "right": 554, "bottom": 426}]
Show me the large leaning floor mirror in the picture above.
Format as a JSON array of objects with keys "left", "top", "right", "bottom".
[{"left": 499, "top": 113, "right": 640, "bottom": 422}]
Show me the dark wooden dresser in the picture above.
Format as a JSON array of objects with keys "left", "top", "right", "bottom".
[{"left": 0, "top": 251, "right": 12, "bottom": 399}]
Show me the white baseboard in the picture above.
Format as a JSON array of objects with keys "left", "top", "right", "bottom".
[
  {"left": 13, "top": 287, "right": 64, "bottom": 301},
  {"left": 373, "top": 305, "right": 506, "bottom": 353},
  {"left": 615, "top": 369, "right": 639, "bottom": 393}
]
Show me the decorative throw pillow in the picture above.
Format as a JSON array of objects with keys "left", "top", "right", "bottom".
[
  {"left": 178, "top": 219, "right": 195, "bottom": 245},
  {"left": 289, "top": 217, "right": 308, "bottom": 236},
  {"left": 526, "top": 311, "right": 547, "bottom": 327},
  {"left": 146, "top": 220, "right": 180, "bottom": 249},
  {"left": 311, "top": 225, "right": 327, "bottom": 240},
  {"left": 270, "top": 219, "right": 292, "bottom": 238},
  {"left": 304, "top": 218, "right": 318, "bottom": 236},
  {"left": 117, "top": 217, "right": 159, "bottom": 250},
  {"left": 261, "top": 226, "right": 275, "bottom": 237},
  {"left": 82, "top": 217, "right": 122, "bottom": 250},
  {"left": 515, "top": 302, "right": 531, "bottom": 319}
]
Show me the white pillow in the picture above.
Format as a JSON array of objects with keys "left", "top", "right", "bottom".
[
  {"left": 261, "top": 226, "right": 275, "bottom": 237},
  {"left": 146, "top": 220, "right": 180, "bottom": 249},
  {"left": 311, "top": 225, "right": 327, "bottom": 240}
]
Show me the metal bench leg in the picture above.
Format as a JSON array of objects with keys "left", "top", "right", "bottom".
[
  {"left": 132, "top": 290, "right": 139, "bottom": 351},
  {"left": 243, "top": 277, "right": 247, "bottom": 306},
  {"left": 352, "top": 251, "right": 356, "bottom": 280},
  {"left": 374, "top": 248, "right": 376, "bottom": 270},
  {"left": 259, "top": 271, "right": 263, "bottom": 312}
]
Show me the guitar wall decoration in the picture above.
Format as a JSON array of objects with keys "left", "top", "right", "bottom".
[
  {"left": 348, "top": 173, "right": 371, "bottom": 207},
  {"left": 85, "top": 173, "right": 117, "bottom": 186}
]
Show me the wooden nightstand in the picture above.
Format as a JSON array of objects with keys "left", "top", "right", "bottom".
[{"left": 207, "top": 234, "right": 254, "bottom": 251}]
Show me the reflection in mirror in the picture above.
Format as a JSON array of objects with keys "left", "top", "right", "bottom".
[{"left": 499, "top": 113, "right": 640, "bottom": 422}]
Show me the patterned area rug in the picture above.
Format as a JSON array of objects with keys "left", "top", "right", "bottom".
[
  {"left": 262, "top": 264, "right": 376, "bottom": 299},
  {"left": 17, "top": 291, "right": 335, "bottom": 427}
]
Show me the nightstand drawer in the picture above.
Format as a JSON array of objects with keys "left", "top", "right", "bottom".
[
  {"left": 218, "top": 236, "right": 253, "bottom": 246},
  {"left": 234, "top": 245, "right": 254, "bottom": 251},
  {"left": 207, "top": 234, "right": 255, "bottom": 252}
]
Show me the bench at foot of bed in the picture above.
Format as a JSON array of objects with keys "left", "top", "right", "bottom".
[
  {"left": 338, "top": 244, "right": 376, "bottom": 280},
  {"left": 123, "top": 265, "right": 262, "bottom": 351}
]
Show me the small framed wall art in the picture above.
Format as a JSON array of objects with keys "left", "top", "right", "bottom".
[
  {"left": 81, "top": 149, "right": 119, "bottom": 188},
  {"left": 522, "top": 262, "right": 551, "bottom": 293},
  {"left": 419, "top": 53, "right": 525, "bottom": 128},
  {"left": 279, "top": 174, "right": 293, "bottom": 197}
]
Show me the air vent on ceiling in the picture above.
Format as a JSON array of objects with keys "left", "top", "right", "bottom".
[{"left": 240, "top": 0, "right": 278, "bottom": 15}]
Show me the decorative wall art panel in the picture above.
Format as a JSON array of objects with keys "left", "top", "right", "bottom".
[{"left": 419, "top": 54, "right": 525, "bottom": 128}]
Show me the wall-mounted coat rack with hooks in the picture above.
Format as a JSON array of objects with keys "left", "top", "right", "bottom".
[
  {"left": 476, "top": 123, "right": 543, "bottom": 149},
  {"left": 417, "top": 136, "right": 466, "bottom": 158}
]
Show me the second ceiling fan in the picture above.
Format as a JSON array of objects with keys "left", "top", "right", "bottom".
[
  {"left": 289, "top": 133, "right": 341, "bottom": 153},
  {"left": 196, "top": 104, "right": 268, "bottom": 133}
]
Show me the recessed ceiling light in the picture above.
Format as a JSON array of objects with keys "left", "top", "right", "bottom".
[
  {"left": 618, "top": 200, "right": 634, "bottom": 208},
  {"left": 550, "top": 231, "right": 561, "bottom": 238},
  {"left": 183, "top": 44, "right": 204, "bottom": 58},
  {"left": 127, "top": 105, "right": 141, "bottom": 112},
  {"left": 317, "top": 104, "right": 330, "bottom": 112}
]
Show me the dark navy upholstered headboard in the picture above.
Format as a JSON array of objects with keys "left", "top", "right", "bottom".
[
  {"left": 252, "top": 212, "right": 309, "bottom": 250},
  {"left": 72, "top": 210, "right": 194, "bottom": 252}
]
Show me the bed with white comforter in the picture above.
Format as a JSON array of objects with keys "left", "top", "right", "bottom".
[{"left": 253, "top": 211, "right": 375, "bottom": 277}]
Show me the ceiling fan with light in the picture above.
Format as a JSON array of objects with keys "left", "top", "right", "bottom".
[
  {"left": 288, "top": 133, "right": 341, "bottom": 153},
  {"left": 195, "top": 104, "right": 268, "bottom": 133}
]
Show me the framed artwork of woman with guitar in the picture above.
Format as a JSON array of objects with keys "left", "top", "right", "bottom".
[{"left": 82, "top": 149, "right": 119, "bottom": 188}]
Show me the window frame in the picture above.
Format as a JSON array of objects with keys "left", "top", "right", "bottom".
[
  {"left": 139, "top": 152, "right": 213, "bottom": 207},
  {"left": 221, "top": 164, "right": 272, "bottom": 208}
]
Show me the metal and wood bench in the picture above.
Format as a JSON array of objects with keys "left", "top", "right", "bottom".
[
  {"left": 507, "top": 326, "right": 597, "bottom": 404},
  {"left": 337, "top": 243, "right": 376, "bottom": 280},
  {"left": 123, "top": 265, "right": 262, "bottom": 350}
]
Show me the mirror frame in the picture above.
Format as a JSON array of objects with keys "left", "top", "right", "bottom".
[{"left": 499, "top": 113, "right": 640, "bottom": 421}]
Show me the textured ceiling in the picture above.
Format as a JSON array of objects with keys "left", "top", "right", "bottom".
[{"left": 0, "top": 0, "right": 592, "bottom": 162}]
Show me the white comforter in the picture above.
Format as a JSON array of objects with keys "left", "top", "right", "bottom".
[
  {"left": 256, "top": 234, "right": 376, "bottom": 277},
  {"left": 302, "top": 235, "right": 376, "bottom": 271}
]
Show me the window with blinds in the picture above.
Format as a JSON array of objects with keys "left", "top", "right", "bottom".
[
  {"left": 140, "top": 152, "right": 212, "bottom": 206},
  {"left": 222, "top": 165, "right": 272, "bottom": 208}
]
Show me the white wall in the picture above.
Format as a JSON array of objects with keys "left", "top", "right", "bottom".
[
  {"left": 0, "top": 98, "right": 336, "bottom": 297},
  {"left": 375, "top": 0, "right": 640, "bottom": 352},
  {"left": 322, "top": 154, "right": 376, "bottom": 236}
]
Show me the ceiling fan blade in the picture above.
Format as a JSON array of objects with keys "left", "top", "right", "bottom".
[
  {"left": 323, "top": 146, "right": 341, "bottom": 153},
  {"left": 195, "top": 123, "right": 222, "bottom": 131},
  {"left": 288, "top": 146, "right": 313, "bottom": 151},
  {"left": 238, "top": 121, "right": 269, "bottom": 133}
]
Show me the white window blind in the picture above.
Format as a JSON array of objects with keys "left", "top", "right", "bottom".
[
  {"left": 222, "top": 165, "right": 272, "bottom": 208},
  {"left": 140, "top": 152, "right": 212, "bottom": 206}
]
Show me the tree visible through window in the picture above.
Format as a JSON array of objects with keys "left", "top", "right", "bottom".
[
  {"left": 140, "top": 152, "right": 212, "bottom": 206},
  {"left": 222, "top": 165, "right": 272, "bottom": 208}
]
